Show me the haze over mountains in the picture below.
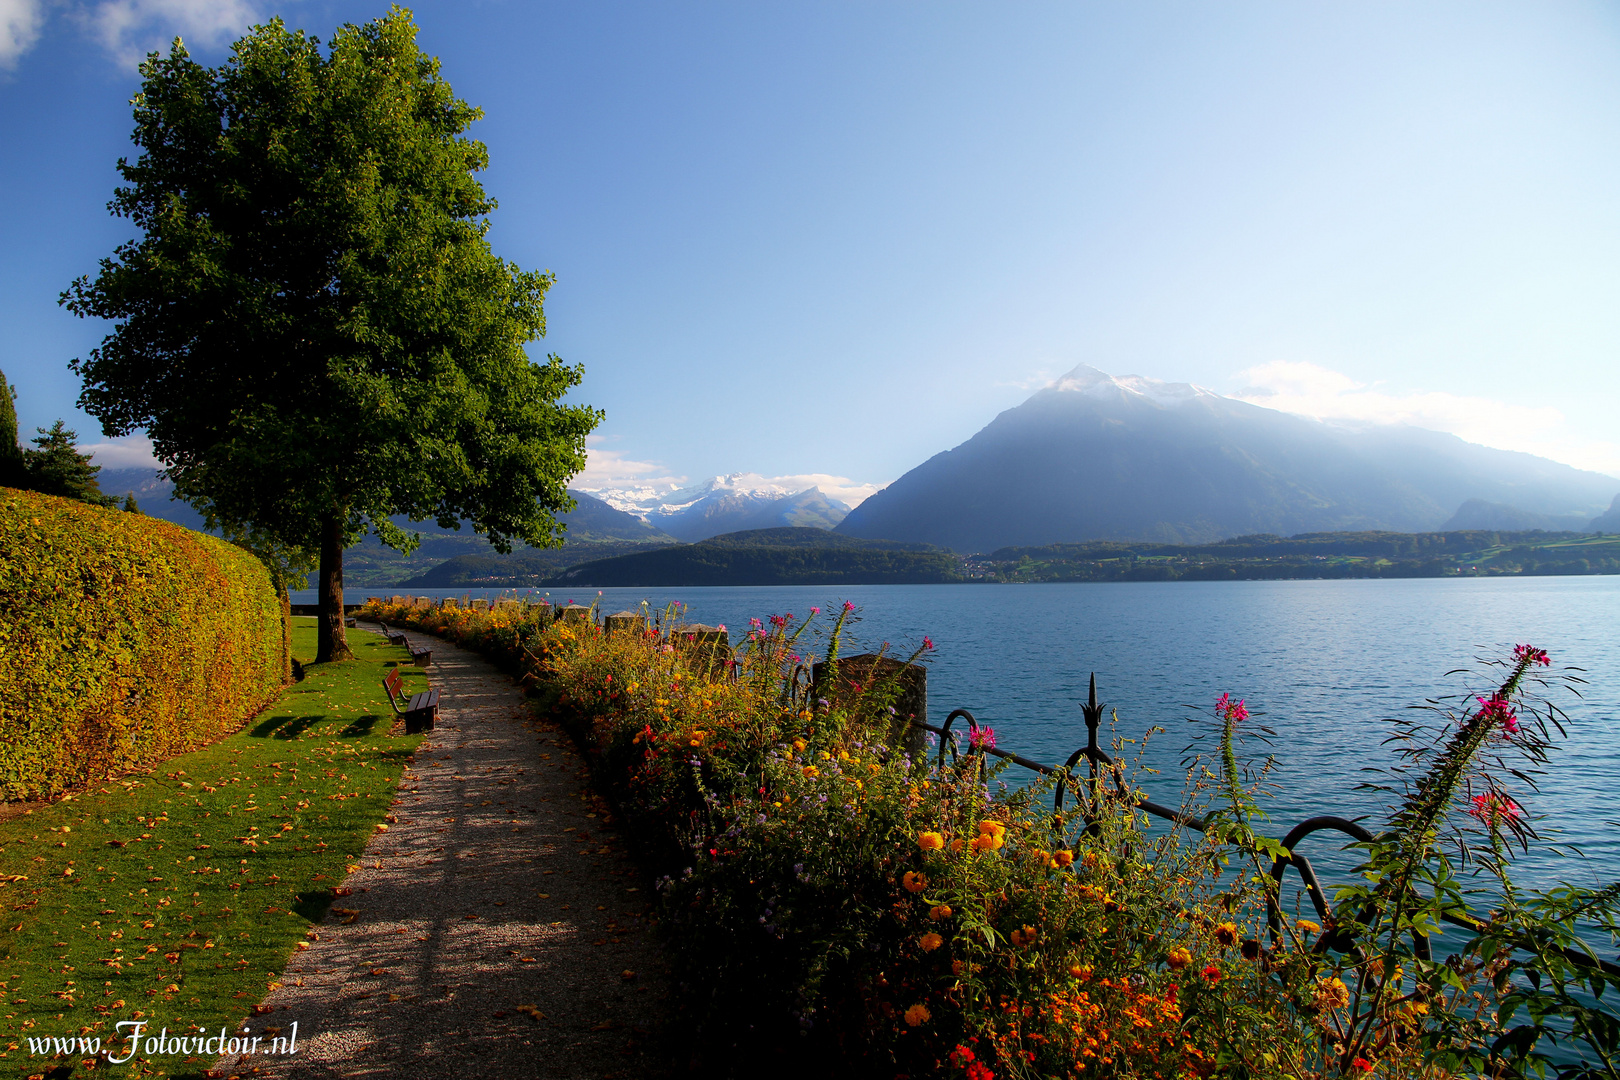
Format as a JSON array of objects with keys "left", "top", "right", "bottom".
[
  {"left": 836, "top": 365, "right": 1619, "bottom": 553},
  {"left": 93, "top": 363, "right": 1619, "bottom": 586}
]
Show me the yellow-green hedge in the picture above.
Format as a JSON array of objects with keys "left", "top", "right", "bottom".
[{"left": 0, "top": 488, "right": 288, "bottom": 800}]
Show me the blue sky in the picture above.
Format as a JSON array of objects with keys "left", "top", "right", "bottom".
[{"left": 3, "top": 1, "right": 1618, "bottom": 505}]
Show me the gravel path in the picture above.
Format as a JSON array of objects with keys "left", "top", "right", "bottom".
[{"left": 214, "top": 623, "right": 671, "bottom": 1079}]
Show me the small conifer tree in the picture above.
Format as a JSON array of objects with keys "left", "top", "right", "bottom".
[{"left": 0, "top": 369, "right": 22, "bottom": 488}]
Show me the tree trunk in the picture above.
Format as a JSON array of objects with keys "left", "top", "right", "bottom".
[{"left": 316, "top": 512, "right": 354, "bottom": 663}]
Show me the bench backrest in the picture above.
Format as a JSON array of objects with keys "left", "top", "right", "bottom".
[{"left": 384, "top": 665, "right": 403, "bottom": 700}]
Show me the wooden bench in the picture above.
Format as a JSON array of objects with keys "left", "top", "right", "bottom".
[
  {"left": 383, "top": 665, "right": 439, "bottom": 734},
  {"left": 378, "top": 621, "right": 431, "bottom": 666}
]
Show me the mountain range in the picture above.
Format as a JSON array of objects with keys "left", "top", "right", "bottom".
[
  {"left": 577, "top": 473, "right": 851, "bottom": 540},
  {"left": 836, "top": 365, "right": 1619, "bottom": 553}
]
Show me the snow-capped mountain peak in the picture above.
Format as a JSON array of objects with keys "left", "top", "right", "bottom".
[{"left": 1051, "top": 363, "right": 1219, "bottom": 407}]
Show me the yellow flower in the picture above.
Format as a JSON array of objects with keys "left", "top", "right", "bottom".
[
  {"left": 1068, "top": 963, "right": 1092, "bottom": 981},
  {"left": 1081, "top": 851, "right": 1100, "bottom": 870},
  {"left": 930, "top": 904, "right": 952, "bottom": 921},
  {"left": 902, "top": 871, "right": 928, "bottom": 893},
  {"left": 919, "top": 932, "right": 943, "bottom": 952},
  {"left": 793, "top": 739, "right": 808, "bottom": 752},
  {"left": 818, "top": 750, "right": 832, "bottom": 761},
  {"left": 802, "top": 765, "right": 819, "bottom": 778},
  {"left": 904, "top": 1003, "right": 931, "bottom": 1027},
  {"left": 1313, "top": 977, "right": 1351, "bottom": 1011},
  {"left": 1215, "top": 922, "right": 1238, "bottom": 946},
  {"left": 1167, "top": 947, "right": 1192, "bottom": 971},
  {"left": 917, "top": 831, "right": 945, "bottom": 852},
  {"left": 1296, "top": 918, "right": 1321, "bottom": 936},
  {"left": 977, "top": 820, "right": 1007, "bottom": 839},
  {"left": 838, "top": 749, "right": 850, "bottom": 761},
  {"left": 1052, "top": 850, "right": 1075, "bottom": 868}
]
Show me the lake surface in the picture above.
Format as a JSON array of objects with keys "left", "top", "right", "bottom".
[{"left": 302, "top": 578, "right": 1620, "bottom": 900}]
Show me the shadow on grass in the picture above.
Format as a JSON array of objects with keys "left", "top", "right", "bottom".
[
  {"left": 249, "top": 714, "right": 324, "bottom": 739},
  {"left": 339, "top": 714, "right": 383, "bottom": 737}
]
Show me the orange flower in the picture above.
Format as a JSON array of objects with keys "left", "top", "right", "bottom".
[
  {"left": 950, "top": 837, "right": 966, "bottom": 853},
  {"left": 1166, "top": 947, "right": 1192, "bottom": 971},
  {"left": 904, "top": 1003, "right": 931, "bottom": 1027},
  {"left": 1296, "top": 918, "right": 1321, "bottom": 936},
  {"left": 1009, "top": 925, "right": 1037, "bottom": 948},
  {"left": 801, "top": 765, "right": 819, "bottom": 778},
  {"left": 929, "top": 904, "right": 953, "bottom": 921},
  {"left": 1052, "top": 850, "right": 1075, "bottom": 868},
  {"left": 917, "top": 831, "right": 945, "bottom": 852},
  {"left": 1214, "top": 922, "right": 1238, "bottom": 946},
  {"left": 902, "top": 871, "right": 928, "bottom": 893},
  {"left": 919, "top": 932, "right": 944, "bottom": 952},
  {"left": 1068, "top": 963, "right": 1092, "bottom": 981}
]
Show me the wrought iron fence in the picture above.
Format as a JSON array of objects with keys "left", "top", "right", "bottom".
[{"left": 917, "top": 672, "right": 1620, "bottom": 978}]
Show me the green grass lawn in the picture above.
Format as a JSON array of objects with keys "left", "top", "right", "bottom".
[{"left": 0, "top": 618, "right": 425, "bottom": 1077}]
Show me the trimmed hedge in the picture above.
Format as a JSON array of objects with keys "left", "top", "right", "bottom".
[{"left": 0, "top": 487, "right": 288, "bottom": 800}]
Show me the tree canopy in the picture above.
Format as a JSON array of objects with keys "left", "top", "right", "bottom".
[{"left": 63, "top": 6, "right": 601, "bottom": 661}]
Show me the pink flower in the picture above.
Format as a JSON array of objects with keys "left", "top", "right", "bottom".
[
  {"left": 810, "top": 606, "right": 821, "bottom": 615},
  {"left": 1215, "top": 692, "right": 1249, "bottom": 725},
  {"left": 1514, "top": 644, "right": 1551, "bottom": 667},
  {"left": 1468, "top": 792, "right": 1522, "bottom": 822},
  {"left": 969, "top": 726, "right": 997, "bottom": 751},
  {"left": 923, "top": 636, "right": 935, "bottom": 651},
  {"left": 843, "top": 600, "right": 855, "bottom": 612},
  {"left": 1476, "top": 694, "right": 1520, "bottom": 735}
]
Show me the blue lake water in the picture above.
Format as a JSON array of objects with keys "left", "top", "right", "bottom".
[{"left": 308, "top": 578, "right": 1620, "bottom": 904}]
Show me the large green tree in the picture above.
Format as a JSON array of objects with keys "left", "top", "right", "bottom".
[{"left": 63, "top": 7, "right": 600, "bottom": 662}]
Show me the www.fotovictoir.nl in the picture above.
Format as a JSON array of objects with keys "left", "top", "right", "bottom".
[{"left": 25, "top": 1018, "right": 300, "bottom": 1065}]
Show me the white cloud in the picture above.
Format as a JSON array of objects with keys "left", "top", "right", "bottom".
[
  {"left": 81, "top": 0, "right": 258, "bottom": 67},
  {"left": 756, "top": 473, "right": 887, "bottom": 509},
  {"left": 80, "top": 433, "right": 161, "bottom": 470},
  {"left": 0, "top": 0, "right": 47, "bottom": 69},
  {"left": 1232, "top": 361, "right": 1620, "bottom": 479},
  {"left": 572, "top": 441, "right": 687, "bottom": 493}
]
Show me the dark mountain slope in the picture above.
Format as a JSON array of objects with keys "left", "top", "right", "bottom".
[{"left": 837, "top": 366, "right": 1616, "bottom": 552}]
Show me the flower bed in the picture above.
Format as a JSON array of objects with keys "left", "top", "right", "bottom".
[{"left": 363, "top": 596, "right": 1620, "bottom": 1079}]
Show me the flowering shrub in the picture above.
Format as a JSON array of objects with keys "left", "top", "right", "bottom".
[
  {"left": 0, "top": 488, "right": 287, "bottom": 799},
  {"left": 366, "top": 594, "right": 1619, "bottom": 1079}
]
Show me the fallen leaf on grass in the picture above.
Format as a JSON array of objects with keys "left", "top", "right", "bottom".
[
  {"left": 620, "top": 970, "right": 637, "bottom": 981},
  {"left": 251, "top": 1005, "right": 274, "bottom": 1015},
  {"left": 515, "top": 1005, "right": 544, "bottom": 1021}
]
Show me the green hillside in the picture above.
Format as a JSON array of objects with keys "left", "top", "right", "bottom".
[{"left": 545, "top": 527, "right": 962, "bottom": 586}]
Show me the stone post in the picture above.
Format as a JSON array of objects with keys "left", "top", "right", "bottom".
[
  {"left": 604, "top": 610, "right": 647, "bottom": 635},
  {"left": 810, "top": 653, "right": 927, "bottom": 759}
]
